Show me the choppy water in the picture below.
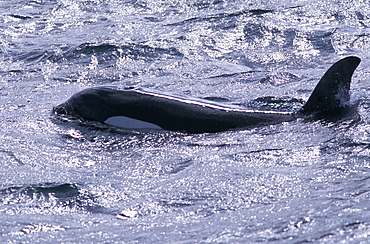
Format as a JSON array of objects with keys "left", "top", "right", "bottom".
[{"left": 1, "top": 0, "right": 370, "bottom": 243}]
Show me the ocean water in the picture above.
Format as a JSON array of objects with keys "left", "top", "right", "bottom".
[{"left": 1, "top": 0, "right": 370, "bottom": 243}]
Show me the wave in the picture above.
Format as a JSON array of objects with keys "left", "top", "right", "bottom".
[
  {"left": 243, "top": 23, "right": 335, "bottom": 54},
  {"left": 0, "top": 182, "right": 103, "bottom": 213},
  {"left": 16, "top": 42, "right": 183, "bottom": 65},
  {"left": 167, "top": 9, "right": 273, "bottom": 27},
  {"left": 247, "top": 96, "right": 305, "bottom": 112}
]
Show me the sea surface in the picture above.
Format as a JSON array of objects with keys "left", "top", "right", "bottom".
[{"left": 1, "top": 0, "right": 370, "bottom": 243}]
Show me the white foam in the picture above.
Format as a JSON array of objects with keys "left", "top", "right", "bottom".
[
  {"left": 104, "top": 116, "right": 163, "bottom": 130},
  {"left": 335, "top": 86, "right": 351, "bottom": 107}
]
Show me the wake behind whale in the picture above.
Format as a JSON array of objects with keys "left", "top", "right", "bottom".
[{"left": 53, "top": 57, "right": 361, "bottom": 133}]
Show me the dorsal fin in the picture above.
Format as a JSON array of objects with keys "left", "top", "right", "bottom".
[{"left": 299, "top": 56, "right": 361, "bottom": 117}]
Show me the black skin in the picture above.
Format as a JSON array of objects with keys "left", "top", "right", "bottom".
[
  {"left": 53, "top": 56, "right": 361, "bottom": 133},
  {"left": 54, "top": 87, "right": 295, "bottom": 133}
]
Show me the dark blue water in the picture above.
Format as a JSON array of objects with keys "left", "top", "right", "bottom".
[{"left": 1, "top": 0, "right": 370, "bottom": 243}]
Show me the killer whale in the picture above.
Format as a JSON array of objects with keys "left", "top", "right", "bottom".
[{"left": 53, "top": 56, "right": 361, "bottom": 133}]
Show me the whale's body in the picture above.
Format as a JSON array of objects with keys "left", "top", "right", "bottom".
[{"left": 53, "top": 57, "right": 361, "bottom": 133}]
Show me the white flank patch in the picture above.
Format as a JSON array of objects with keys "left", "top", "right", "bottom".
[{"left": 104, "top": 116, "right": 163, "bottom": 130}]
